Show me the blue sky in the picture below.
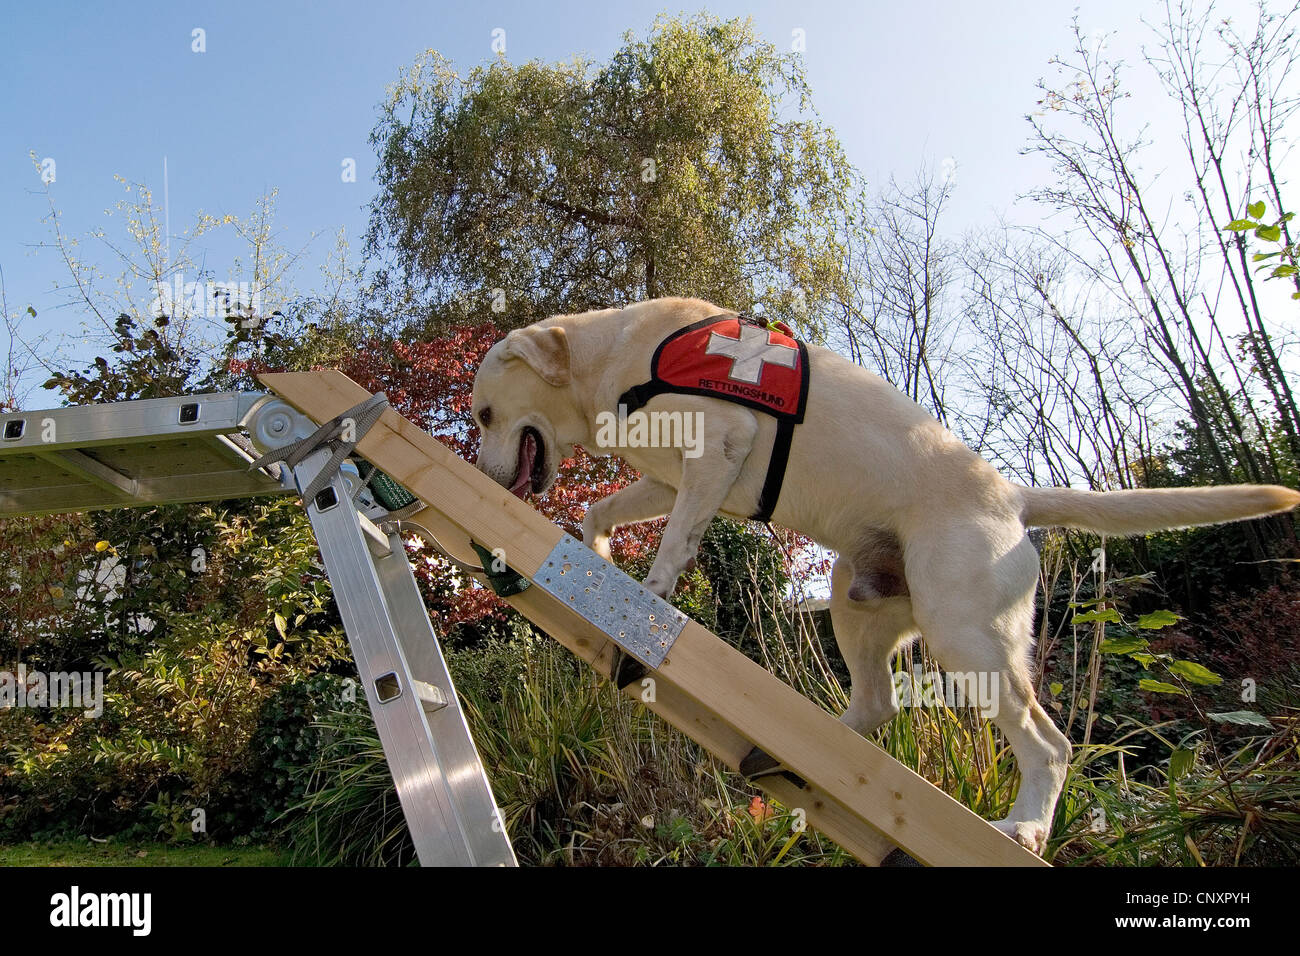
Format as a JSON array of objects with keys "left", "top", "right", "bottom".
[{"left": 0, "top": 0, "right": 1249, "bottom": 400}]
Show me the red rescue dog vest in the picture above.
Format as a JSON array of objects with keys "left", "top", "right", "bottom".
[{"left": 617, "top": 313, "right": 810, "bottom": 522}]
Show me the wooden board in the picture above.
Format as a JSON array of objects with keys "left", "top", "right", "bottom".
[
  {"left": 260, "top": 370, "right": 1046, "bottom": 867},
  {"left": 393, "top": 503, "right": 897, "bottom": 864}
]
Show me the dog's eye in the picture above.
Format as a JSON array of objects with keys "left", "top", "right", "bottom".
[{"left": 477, "top": 407, "right": 492, "bottom": 429}]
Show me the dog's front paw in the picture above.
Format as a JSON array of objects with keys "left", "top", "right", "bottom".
[
  {"left": 642, "top": 565, "right": 681, "bottom": 598},
  {"left": 590, "top": 533, "right": 613, "bottom": 561},
  {"left": 991, "top": 819, "right": 1049, "bottom": 856},
  {"left": 643, "top": 575, "right": 675, "bottom": 599},
  {"left": 579, "top": 520, "right": 613, "bottom": 561}
]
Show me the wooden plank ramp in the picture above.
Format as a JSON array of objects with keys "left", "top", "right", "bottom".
[{"left": 260, "top": 370, "right": 1047, "bottom": 867}]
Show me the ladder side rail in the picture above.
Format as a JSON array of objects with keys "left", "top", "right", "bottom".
[
  {"left": 294, "top": 448, "right": 515, "bottom": 867},
  {"left": 367, "top": 512, "right": 517, "bottom": 867}
]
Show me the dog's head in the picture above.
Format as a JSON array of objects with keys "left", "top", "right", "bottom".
[{"left": 471, "top": 323, "right": 580, "bottom": 498}]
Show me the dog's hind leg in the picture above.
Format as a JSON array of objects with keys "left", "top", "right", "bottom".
[
  {"left": 901, "top": 523, "right": 1071, "bottom": 855},
  {"left": 830, "top": 556, "right": 917, "bottom": 735},
  {"left": 740, "top": 554, "right": 915, "bottom": 783}
]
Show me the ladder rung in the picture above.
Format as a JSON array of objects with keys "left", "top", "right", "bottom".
[
  {"left": 357, "top": 512, "right": 394, "bottom": 558},
  {"left": 412, "top": 680, "right": 449, "bottom": 713}
]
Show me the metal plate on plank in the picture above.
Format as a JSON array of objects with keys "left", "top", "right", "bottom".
[{"left": 533, "top": 533, "right": 686, "bottom": 669}]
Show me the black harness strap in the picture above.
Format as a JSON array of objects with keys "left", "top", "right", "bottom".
[
  {"left": 752, "top": 418, "right": 796, "bottom": 523},
  {"left": 616, "top": 313, "right": 806, "bottom": 524},
  {"left": 616, "top": 381, "right": 665, "bottom": 417}
]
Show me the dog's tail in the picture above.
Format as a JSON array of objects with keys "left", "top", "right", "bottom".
[{"left": 1018, "top": 484, "right": 1300, "bottom": 535}]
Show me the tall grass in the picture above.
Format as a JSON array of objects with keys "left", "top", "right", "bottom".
[
  {"left": 281, "top": 706, "right": 417, "bottom": 867},
  {"left": 282, "top": 530, "right": 1300, "bottom": 865},
  {"left": 457, "top": 633, "right": 853, "bottom": 865}
]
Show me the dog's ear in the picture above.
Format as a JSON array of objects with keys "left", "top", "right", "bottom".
[{"left": 501, "top": 325, "right": 571, "bottom": 387}]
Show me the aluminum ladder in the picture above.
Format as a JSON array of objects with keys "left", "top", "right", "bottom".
[{"left": 0, "top": 390, "right": 515, "bottom": 867}]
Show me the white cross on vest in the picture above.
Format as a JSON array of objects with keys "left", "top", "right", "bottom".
[{"left": 705, "top": 324, "right": 798, "bottom": 385}]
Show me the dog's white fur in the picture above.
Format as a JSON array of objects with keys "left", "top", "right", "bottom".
[{"left": 471, "top": 297, "right": 1300, "bottom": 854}]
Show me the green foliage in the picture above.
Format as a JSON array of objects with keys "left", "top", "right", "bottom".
[
  {"left": 281, "top": 701, "right": 417, "bottom": 867},
  {"left": 0, "top": 499, "right": 349, "bottom": 842},
  {"left": 695, "top": 519, "right": 784, "bottom": 647},
  {"left": 222, "top": 673, "right": 359, "bottom": 837},
  {"left": 41, "top": 313, "right": 196, "bottom": 404},
  {"left": 1053, "top": 714, "right": 1300, "bottom": 866},
  {"left": 0, "top": 840, "right": 291, "bottom": 866},
  {"left": 1224, "top": 199, "right": 1299, "bottom": 296},
  {"left": 1027, "top": 527, "right": 1300, "bottom": 864},
  {"left": 1088, "top": 603, "right": 1228, "bottom": 699},
  {"left": 367, "top": 13, "right": 857, "bottom": 330}
]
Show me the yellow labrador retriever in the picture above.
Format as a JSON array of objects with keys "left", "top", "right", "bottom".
[{"left": 471, "top": 296, "right": 1299, "bottom": 854}]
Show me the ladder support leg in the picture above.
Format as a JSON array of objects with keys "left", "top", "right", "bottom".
[{"left": 294, "top": 448, "right": 515, "bottom": 867}]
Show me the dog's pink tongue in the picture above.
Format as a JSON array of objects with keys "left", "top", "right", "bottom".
[{"left": 509, "top": 432, "right": 537, "bottom": 498}]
